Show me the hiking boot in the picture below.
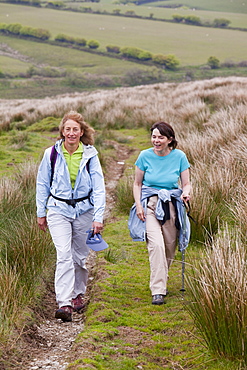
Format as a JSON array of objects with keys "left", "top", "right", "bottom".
[
  {"left": 55, "top": 305, "right": 73, "bottom": 322},
  {"left": 72, "top": 294, "right": 85, "bottom": 313},
  {"left": 152, "top": 294, "right": 166, "bottom": 305}
]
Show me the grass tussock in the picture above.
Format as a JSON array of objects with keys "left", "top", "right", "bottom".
[
  {"left": 115, "top": 172, "right": 135, "bottom": 215},
  {"left": 186, "top": 226, "right": 247, "bottom": 365},
  {"left": 0, "top": 161, "right": 54, "bottom": 346}
]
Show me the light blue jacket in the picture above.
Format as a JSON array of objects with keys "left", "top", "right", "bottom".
[
  {"left": 128, "top": 186, "right": 190, "bottom": 250},
  {"left": 36, "top": 139, "right": 105, "bottom": 222}
]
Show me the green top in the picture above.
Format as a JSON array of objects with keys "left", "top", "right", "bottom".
[{"left": 62, "top": 142, "right": 83, "bottom": 188}]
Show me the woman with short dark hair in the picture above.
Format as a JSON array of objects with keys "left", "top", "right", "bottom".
[{"left": 130, "top": 121, "right": 191, "bottom": 305}]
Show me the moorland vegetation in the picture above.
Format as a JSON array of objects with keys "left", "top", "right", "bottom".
[
  {"left": 0, "top": 1, "right": 246, "bottom": 367},
  {"left": 0, "top": 76, "right": 246, "bottom": 369}
]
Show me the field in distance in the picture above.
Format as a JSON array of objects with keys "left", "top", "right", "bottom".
[
  {"left": 61, "top": 0, "right": 247, "bottom": 27},
  {"left": 148, "top": 0, "right": 247, "bottom": 14},
  {"left": 0, "top": 3, "right": 247, "bottom": 67}
]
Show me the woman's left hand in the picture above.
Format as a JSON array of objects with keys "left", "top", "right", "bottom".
[
  {"left": 92, "top": 221, "right": 103, "bottom": 234},
  {"left": 181, "top": 193, "right": 190, "bottom": 203}
]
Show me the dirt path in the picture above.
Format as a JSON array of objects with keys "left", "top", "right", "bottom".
[{"left": 21, "top": 142, "right": 133, "bottom": 370}]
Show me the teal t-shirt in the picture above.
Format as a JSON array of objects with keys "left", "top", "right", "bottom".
[{"left": 135, "top": 148, "right": 190, "bottom": 190}]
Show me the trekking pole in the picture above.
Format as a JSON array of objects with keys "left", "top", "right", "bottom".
[
  {"left": 180, "top": 200, "right": 187, "bottom": 296},
  {"left": 180, "top": 249, "right": 186, "bottom": 294}
]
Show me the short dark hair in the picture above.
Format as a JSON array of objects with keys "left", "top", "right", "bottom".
[{"left": 150, "top": 121, "right": 177, "bottom": 149}]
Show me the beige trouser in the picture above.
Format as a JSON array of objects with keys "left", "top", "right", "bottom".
[{"left": 146, "top": 196, "right": 178, "bottom": 296}]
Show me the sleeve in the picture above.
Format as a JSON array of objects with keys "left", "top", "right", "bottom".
[
  {"left": 36, "top": 148, "right": 52, "bottom": 218},
  {"left": 89, "top": 155, "right": 106, "bottom": 223},
  {"left": 135, "top": 151, "right": 145, "bottom": 171},
  {"left": 180, "top": 152, "right": 190, "bottom": 173}
]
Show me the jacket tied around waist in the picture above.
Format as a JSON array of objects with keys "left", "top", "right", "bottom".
[{"left": 128, "top": 186, "right": 190, "bottom": 251}]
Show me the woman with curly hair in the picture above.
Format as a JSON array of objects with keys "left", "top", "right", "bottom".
[{"left": 36, "top": 111, "right": 105, "bottom": 322}]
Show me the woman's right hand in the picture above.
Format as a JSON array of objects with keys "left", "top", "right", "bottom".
[
  {"left": 136, "top": 204, "right": 146, "bottom": 221},
  {"left": 37, "top": 216, "right": 48, "bottom": 232}
]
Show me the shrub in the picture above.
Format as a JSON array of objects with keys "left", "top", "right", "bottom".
[
  {"left": 207, "top": 56, "right": 220, "bottom": 69},
  {"left": 152, "top": 54, "right": 167, "bottom": 65},
  {"left": 106, "top": 45, "right": 120, "bottom": 54},
  {"left": 152, "top": 54, "right": 180, "bottom": 70},
  {"left": 120, "top": 46, "right": 142, "bottom": 59},
  {"left": 31, "top": 0, "right": 41, "bottom": 6},
  {"left": 124, "top": 10, "right": 136, "bottom": 16},
  {"left": 64, "top": 71, "right": 116, "bottom": 89},
  {"left": 55, "top": 33, "right": 75, "bottom": 44},
  {"left": 112, "top": 9, "right": 121, "bottom": 14},
  {"left": 172, "top": 14, "right": 184, "bottom": 22},
  {"left": 221, "top": 59, "right": 236, "bottom": 68},
  {"left": 238, "top": 60, "right": 247, "bottom": 67},
  {"left": 138, "top": 50, "right": 153, "bottom": 61},
  {"left": 81, "top": 6, "right": 92, "bottom": 12},
  {"left": 0, "top": 23, "right": 7, "bottom": 33},
  {"left": 122, "top": 67, "right": 164, "bottom": 86},
  {"left": 30, "top": 28, "right": 51, "bottom": 40},
  {"left": 164, "top": 54, "right": 180, "bottom": 70},
  {"left": 74, "top": 37, "right": 87, "bottom": 46},
  {"left": 87, "top": 39, "right": 100, "bottom": 49},
  {"left": 19, "top": 26, "right": 51, "bottom": 40},
  {"left": 213, "top": 18, "right": 231, "bottom": 27},
  {"left": 19, "top": 26, "right": 33, "bottom": 37},
  {"left": 46, "top": 0, "right": 65, "bottom": 8},
  {"left": 6, "top": 23, "right": 22, "bottom": 35},
  {"left": 184, "top": 15, "right": 201, "bottom": 25}
]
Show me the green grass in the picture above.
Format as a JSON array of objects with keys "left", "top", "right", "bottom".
[
  {"left": 0, "top": 4, "right": 247, "bottom": 66},
  {"left": 1, "top": 66, "right": 247, "bottom": 100},
  {"left": 67, "top": 216, "right": 244, "bottom": 370},
  {"left": 0, "top": 2, "right": 247, "bottom": 99},
  {"left": 0, "top": 130, "right": 55, "bottom": 176},
  {"left": 1, "top": 30, "right": 246, "bottom": 99},
  {"left": 0, "top": 35, "right": 146, "bottom": 75},
  {"left": 54, "top": 0, "right": 247, "bottom": 14},
  {"left": 65, "top": 1, "right": 247, "bottom": 28},
  {"left": 150, "top": 0, "right": 247, "bottom": 14},
  {"left": 0, "top": 54, "right": 32, "bottom": 74}
]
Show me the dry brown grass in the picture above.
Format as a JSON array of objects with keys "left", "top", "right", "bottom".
[
  {"left": 1, "top": 76, "right": 247, "bottom": 238},
  {"left": 186, "top": 226, "right": 247, "bottom": 363}
]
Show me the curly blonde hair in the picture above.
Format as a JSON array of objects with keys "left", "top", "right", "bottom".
[{"left": 59, "top": 111, "right": 95, "bottom": 145}]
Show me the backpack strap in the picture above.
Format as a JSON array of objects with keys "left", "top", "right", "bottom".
[
  {"left": 50, "top": 145, "right": 91, "bottom": 188},
  {"left": 50, "top": 145, "right": 58, "bottom": 187},
  {"left": 86, "top": 158, "right": 91, "bottom": 173}
]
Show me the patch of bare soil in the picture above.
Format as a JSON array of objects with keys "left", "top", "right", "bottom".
[{"left": 17, "top": 142, "right": 133, "bottom": 370}]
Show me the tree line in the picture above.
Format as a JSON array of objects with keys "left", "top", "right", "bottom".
[{"left": 0, "top": 23, "right": 180, "bottom": 70}]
